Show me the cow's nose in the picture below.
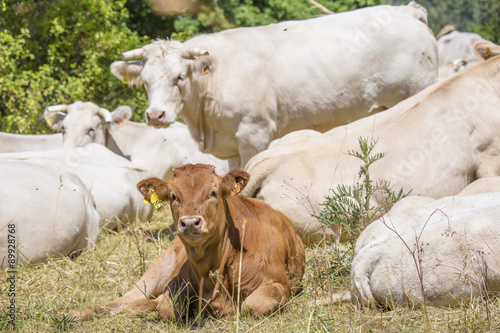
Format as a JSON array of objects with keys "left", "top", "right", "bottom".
[
  {"left": 146, "top": 109, "right": 166, "bottom": 125},
  {"left": 179, "top": 216, "right": 202, "bottom": 232}
]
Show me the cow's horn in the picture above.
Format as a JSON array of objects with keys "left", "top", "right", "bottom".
[
  {"left": 121, "top": 48, "right": 144, "bottom": 60},
  {"left": 188, "top": 48, "right": 209, "bottom": 57},
  {"left": 45, "top": 105, "right": 68, "bottom": 113},
  {"left": 98, "top": 108, "right": 113, "bottom": 123}
]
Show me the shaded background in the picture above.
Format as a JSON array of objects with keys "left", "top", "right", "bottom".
[{"left": 1, "top": 0, "right": 498, "bottom": 134}]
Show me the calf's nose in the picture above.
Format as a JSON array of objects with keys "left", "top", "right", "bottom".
[{"left": 179, "top": 216, "right": 202, "bottom": 232}]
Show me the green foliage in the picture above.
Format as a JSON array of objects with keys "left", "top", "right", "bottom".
[
  {"left": 0, "top": 0, "right": 151, "bottom": 134},
  {"left": 388, "top": 0, "right": 500, "bottom": 43},
  {"left": 125, "top": 0, "right": 387, "bottom": 42},
  {"left": 3, "top": 0, "right": 498, "bottom": 134},
  {"left": 317, "top": 137, "right": 411, "bottom": 250}
]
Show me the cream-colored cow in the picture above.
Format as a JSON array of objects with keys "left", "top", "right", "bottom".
[
  {"left": 242, "top": 41, "right": 500, "bottom": 244},
  {"left": 351, "top": 177, "right": 500, "bottom": 308}
]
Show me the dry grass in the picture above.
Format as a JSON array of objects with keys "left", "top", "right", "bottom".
[{"left": 1, "top": 208, "right": 500, "bottom": 332}]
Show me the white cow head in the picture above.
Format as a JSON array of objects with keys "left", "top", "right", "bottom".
[
  {"left": 44, "top": 101, "right": 132, "bottom": 147},
  {"left": 110, "top": 40, "right": 212, "bottom": 127}
]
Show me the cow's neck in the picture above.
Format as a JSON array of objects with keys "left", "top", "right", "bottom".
[
  {"left": 185, "top": 198, "right": 234, "bottom": 279},
  {"left": 182, "top": 79, "right": 217, "bottom": 154},
  {"left": 103, "top": 122, "right": 144, "bottom": 159},
  {"left": 184, "top": 229, "right": 229, "bottom": 278}
]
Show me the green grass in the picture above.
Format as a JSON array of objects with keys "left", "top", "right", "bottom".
[{"left": 1, "top": 208, "right": 499, "bottom": 332}]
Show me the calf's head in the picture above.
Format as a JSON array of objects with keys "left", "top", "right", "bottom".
[
  {"left": 110, "top": 40, "right": 213, "bottom": 127},
  {"left": 44, "top": 101, "right": 132, "bottom": 147},
  {"left": 137, "top": 164, "right": 249, "bottom": 247}
]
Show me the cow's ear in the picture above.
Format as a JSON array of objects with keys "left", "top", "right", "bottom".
[
  {"left": 137, "top": 178, "right": 170, "bottom": 209},
  {"left": 474, "top": 41, "right": 500, "bottom": 60},
  {"left": 220, "top": 170, "right": 250, "bottom": 199},
  {"left": 189, "top": 56, "right": 214, "bottom": 78},
  {"left": 111, "top": 106, "right": 132, "bottom": 127},
  {"left": 43, "top": 106, "right": 67, "bottom": 130},
  {"left": 110, "top": 61, "right": 144, "bottom": 86}
]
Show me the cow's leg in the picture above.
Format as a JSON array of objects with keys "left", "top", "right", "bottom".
[
  {"left": 155, "top": 291, "right": 176, "bottom": 321},
  {"left": 70, "top": 237, "right": 187, "bottom": 320},
  {"left": 227, "top": 157, "right": 241, "bottom": 171},
  {"left": 235, "top": 122, "right": 273, "bottom": 168},
  {"left": 241, "top": 283, "right": 291, "bottom": 317}
]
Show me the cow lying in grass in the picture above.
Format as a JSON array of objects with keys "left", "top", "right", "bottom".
[
  {"left": 70, "top": 164, "right": 305, "bottom": 322},
  {"left": 319, "top": 178, "right": 500, "bottom": 309},
  {"left": 242, "top": 40, "right": 500, "bottom": 244}
]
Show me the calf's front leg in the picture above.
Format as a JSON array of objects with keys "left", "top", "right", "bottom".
[
  {"left": 241, "top": 283, "right": 291, "bottom": 317},
  {"left": 69, "top": 237, "right": 187, "bottom": 320}
]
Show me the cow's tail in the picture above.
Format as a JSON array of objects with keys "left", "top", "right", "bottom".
[
  {"left": 241, "top": 165, "right": 269, "bottom": 198},
  {"left": 350, "top": 242, "right": 382, "bottom": 308},
  {"left": 400, "top": 1, "right": 428, "bottom": 25}
]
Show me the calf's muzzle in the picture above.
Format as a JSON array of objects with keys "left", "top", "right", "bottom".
[{"left": 179, "top": 216, "right": 203, "bottom": 234}]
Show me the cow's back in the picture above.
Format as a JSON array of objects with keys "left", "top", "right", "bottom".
[
  {"left": 186, "top": 4, "right": 437, "bottom": 135},
  {"left": 0, "top": 132, "right": 63, "bottom": 153},
  {"left": 0, "top": 159, "right": 100, "bottom": 266},
  {"left": 352, "top": 191, "right": 500, "bottom": 308}
]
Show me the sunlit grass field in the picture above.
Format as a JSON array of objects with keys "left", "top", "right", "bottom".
[{"left": 1, "top": 207, "right": 499, "bottom": 332}]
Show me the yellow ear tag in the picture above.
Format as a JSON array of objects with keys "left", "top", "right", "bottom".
[
  {"left": 201, "top": 67, "right": 209, "bottom": 76},
  {"left": 150, "top": 188, "right": 167, "bottom": 209},
  {"left": 485, "top": 47, "right": 493, "bottom": 59},
  {"left": 46, "top": 117, "right": 54, "bottom": 127},
  {"left": 228, "top": 183, "right": 242, "bottom": 198},
  {"left": 122, "top": 73, "right": 130, "bottom": 84}
]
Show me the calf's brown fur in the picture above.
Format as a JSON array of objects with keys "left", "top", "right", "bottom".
[{"left": 70, "top": 164, "right": 305, "bottom": 322}]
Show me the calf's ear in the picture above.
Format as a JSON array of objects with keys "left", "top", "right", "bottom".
[
  {"left": 221, "top": 170, "right": 250, "bottom": 199},
  {"left": 111, "top": 106, "right": 133, "bottom": 126},
  {"left": 110, "top": 61, "right": 144, "bottom": 86},
  {"left": 137, "top": 177, "right": 170, "bottom": 203}
]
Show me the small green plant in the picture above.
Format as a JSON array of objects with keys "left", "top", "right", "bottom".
[
  {"left": 316, "top": 136, "right": 411, "bottom": 256},
  {"left": 51, "top": 314, "right": 75, "bottom": 331}
]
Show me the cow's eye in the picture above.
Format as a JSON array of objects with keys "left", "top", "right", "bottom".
[
  {"left": 88, "top": 127, "right": 95, "bottom": 135},
  {"left": 61, "top": 126, "right": 65, "bottom": 134},
  {"left": 210, "top": 189, "right": 217, "bottom": 199},
  {"left": 170, "top": 192, "right": 177, "bottom": 202},
  {"left": 176, "top": 73, "right": 186, "bottom": 85}
]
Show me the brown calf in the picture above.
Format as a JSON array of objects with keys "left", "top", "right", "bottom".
[{"left": 70, "top": 164, "right": 305, "bottom": 322}]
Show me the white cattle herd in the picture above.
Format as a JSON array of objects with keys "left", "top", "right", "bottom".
[
  {"left": 110, "top": 2, "right": 438, "bottom": 168},
  {"left": 2, "top": 2, "right": 500, "bottom": 311}
]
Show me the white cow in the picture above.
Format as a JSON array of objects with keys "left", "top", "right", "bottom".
[
  {"left": 352, "top": 183, "right": 500, "bottom": 308},
  {"left": 0, "top": 132, "right": 62, "bottom": 152},
  {"left": 241, "top": 41, "right": 500, "bottom": 244},
  {"left": 44, "top": 101, "right": 228, "bottom": 179},
  {"left": 0, "top": 159, "right": 100, "bottom": 266},
  {"left": 110, "top": 3, "right": 438, "bottom": 168},
  {"left": 437, "top": 31, "right": 487, "bottom": 80},
  {"left": 354, "top": 176, "right": 500, "bottom": 256},
  {"left": 0, "top": 144, "right": 154, "bottom": 228},
  {"left": 438, "top": 31, "right": 485, "bottom": 65}
]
